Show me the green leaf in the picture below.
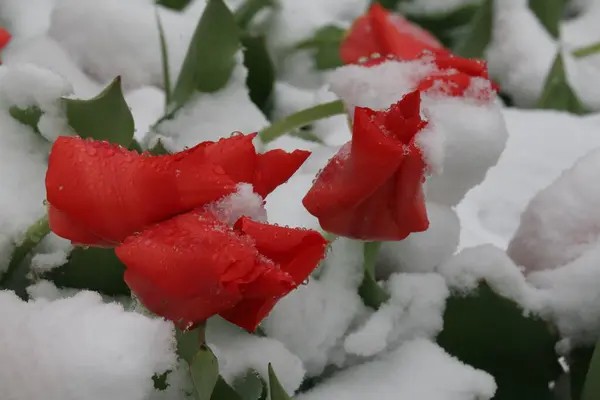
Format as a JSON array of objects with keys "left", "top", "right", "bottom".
[
  {"left": 129, "top": 139, "right": 144, "bottom": 153},
  {"left": 296, "top": 25, "right": 345, "bottom": 70},
  {"left": 170, "top": 0, "right": 240, "bottom": 113},
  {"left": 241, "top": 34, "right": 275, "bottom": 112},
  {"left": 156, "top": 10, "right": 171, "bottom": 110},
  {"left": 153, "top": 371, "right": 170, "bottom": 391},
  {"left": 268, "top": 364, "right": 292, "bottom": 400},
  {"left": 9, "top": 105, "right": 42, "bottom": 134},
  {"left": 570, "top": 346, "right": 595, "bottom": 400},
  {"left": 234, "top": 0, "right": 274, "bottom": 30},
  {"left": 176, "top": 327, "right": 201, "bottom": 364},
  {"left": 573, "top": 41, "right": 600, "bottom": 58},
  {"left": 453, "top": 0, "right": 493, "bottom": 58},
  {"left": 537, "top": 52, "right": 586, "bottom": 114},
  {"left": 190, "top": 346, "right": 220, "bottom": 400},
  {"left": 437, "top": 284, "right": 561, "bottom": 400},
  {"left": 44, "top": 247, "right": 130, "bottom": 296},
  {"left": 233, "top": 369, "right": 267, "bottom": 400},
  {"left": 358, "top": 241, "right": 389, "bottom": 310},
  {"left": 211, "top": 376, "right": 243, "bottom": 400},
  {"left": 155, "top": 0, "right": 193, "bottom": 10},
  {"left": 63, "top": 77, "right": 135, "bottom": 146},
  {"left": 581, "top": 340, "right": 600, "bottom": 400},
  {"left": 528, "top": 0, "right": 564, "bottom": 39}
]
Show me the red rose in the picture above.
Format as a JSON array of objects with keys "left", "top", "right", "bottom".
[
  {"left": 115, "top": 210, "right": 327, "bottom": 331},
  {"left": 340, "top": 3, "right": 447, "bottom": 64},
  {"left": 46, "top": 134, "right": 310, "bottom": 246},
  {"left": 302, "top": 90, "right": 429, "bottom": 241}
]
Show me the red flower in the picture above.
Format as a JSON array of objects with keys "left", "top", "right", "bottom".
[
  {"left": 46, "top": 134, "right": 309, "bottom": 246},
  {"left": 115, "top": 210, "right": 327, "bottom": 331},
  {"left": 340, "top": 3, "right": 447, "bottom": 64},
  {"left": 302, "top": 91, "right": 429, "bottom": 241},
  {"left": 0, "top": 28, "right": 11, "bottom": 63}
]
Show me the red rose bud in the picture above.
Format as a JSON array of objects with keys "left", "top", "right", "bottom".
[
  {"left": 45, "top": 135, "right": 310, "bottom": 246},
  {"left": 340, "top": 3, "right": 447, "bottom": 64},
  {"left": 115, "top": 211, "right": 327, "bottom": 331},
  {"left": 303, "top": 90, "right": 429, "bottom": 241}
]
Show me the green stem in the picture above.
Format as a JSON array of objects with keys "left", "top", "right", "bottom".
[
  {"left": 582, "top": 338, "right": 600, "bottom": 400},
  {"left": 573, "top": 41, "right": 600, "bottom": 58},
  {"left": 0, "top": 214, "right": 50, "bottom": 295},
  {"left": 234, "top": 0, "right": 275, "bottom": 29},
  {"left": 259, "top": 100, "right": 345, "bottom": 143},
  {"left": 357, "top": 241, "right": 389, "bottom": 309}
]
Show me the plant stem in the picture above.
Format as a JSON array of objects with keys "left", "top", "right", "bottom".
[
  {"left": 0, "top": 215, "right": 50, "bottom": 293},
  {"left": 357, "top": 241, "right": 389, "bottom": 309},
  {"left": 259, "top": 100, "right": 346, "bottom": 143},
  {"left": 573, "top": 41, "right": 600, "bottom": 58}
]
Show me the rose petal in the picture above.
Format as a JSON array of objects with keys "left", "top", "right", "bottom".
[{"left": 253, "top": 149, "right": 311, "bottom": 198}]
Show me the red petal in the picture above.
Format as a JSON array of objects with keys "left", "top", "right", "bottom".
[
  {"left": 341, "top": 4, "right": 446, "bottom": 64},
  {"left": 303, "top": 92, "right": 429, "bottom": 240},
  {"left": 202, "top": 133, "right": 258, "bottom": 184},
  {"left": 46, "top": 136, "right": 238, "bottom": 244},
  {"left": 252, "top": 149, "right": 311, "bottom": 198},
  {"left": 220, "top": 217, "right": 327, "bottom": 330}
]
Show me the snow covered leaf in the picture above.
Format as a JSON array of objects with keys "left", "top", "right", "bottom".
[
  {"left": 296, "top": 26, "right": 345, "bottom": 70},
  {"left": 149, "top": 138, "right": 170, "bottom": 155},
  {"left": 536, "top": 52, "right": 586, "bottom": 114},
  {"left": 63, "top": 77, "right": 135, "bottom": 146},
  {"left": 190, "top": 347, "right": 220, "bottom": 400},
  {"left": 268, "top": 364, "right": 292, "bottom": 400},
  {"left": 235, "top": 0, "right": 275, "bottom": 29},
  {"left": 528, "top": 0, "right": 564, "bottom": 39},
  {"left": 170, "top": 0, "right": 239, "bottom": 113},
  {"left": 9, "top": 105, "right": 42, "bottom": 135},
  {"left": 242, "top": 34, "right": 275, "bottom": 112},
  {"left": 233, "top": 369, "right": 267, "bottom": 400},
  {"left": 453, "top": 0, "right": 492, "bottom": 58},
  {"left": 437, "top": 284, "right": 561, "bottom": 400},
  {"left": 44, "top": 248, "right": 129, "bottom": 296},
  {"left": 581, "top": 341, "right": 600, "bottom": 400}
]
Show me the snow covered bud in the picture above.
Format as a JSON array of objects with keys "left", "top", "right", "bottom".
[
  {"left": 340, "top": 3, "right": 448, "bottom": 64},
  {"left": 303, "top": 90, "right": 430, "bottom": 241}
]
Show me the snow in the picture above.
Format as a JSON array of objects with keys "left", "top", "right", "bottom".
[
  {"left": 207, "top": 183, "right": 268, "bottom": 226},
  {"left": 378, "top": 202, "right": 460, "bottom": 274},
  {"left": 263, "top": 238, "right": 366, "bottom": 376},
  {"left": 0, "top": 290, "right": 176, "bottom": 400},
  {"left": 344, "top": 273, "right": 448, "bottom": 357},
  {"left": 457, "top": 108, "right": 600, "bottom": 249},
  {"left": 48, "top": 0, "right": 196, "bottom": 90},
  {"left": 265, "top": 173, "right": 321, "bottom": 231},
  {"left": 297, "top": 339, "right": 496, "bottom": 400},
  {"left": 208, "top": 318, "right": 306, "bottom": 394},
  {"left": 508, "top": 147, "right": 600, "bottom": 272}
]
